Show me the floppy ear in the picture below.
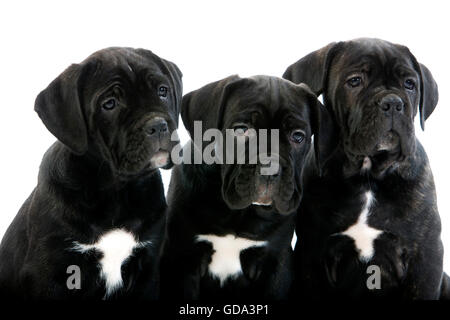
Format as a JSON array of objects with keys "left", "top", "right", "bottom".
[
  {"left": 405, "top": 47, "right": 439, "bottom": 131},
  {"left": 418, "top": 63, "right": 439, "bottom": 130},
  {"left": 181, "top": 75, "right": 241, "bottom": 137},
  {"left": 34, "top": 63, "right": 88, "bottom": 155},
  {"left": 299, "top": 83, "right": 338, "bottom": 175},
  {"left": 283, "top": 42, "right": 342, "bottom": 95}
]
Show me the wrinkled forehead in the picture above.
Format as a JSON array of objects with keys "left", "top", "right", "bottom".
[
  {"left": 222, "top": 79, "right": 311, "bottom": 127},
  {"left": 83, "top": 48, "right": 165, "bottom": 85},
  {"left": 335, "top": 39, "right": 416, "bottom": 72}
]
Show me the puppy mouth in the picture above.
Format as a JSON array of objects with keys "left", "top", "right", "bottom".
[
  {"left": 150, "top": 150, "right": 170, "bottom": 169},
  {"left": 118, "top": 121, "right": 179, "bottom": 174},
  {"left": 346, "top": 129, "right": 406, "bottom": 171},
  {"left": 359, "top": 147, "right": 404, "bottom": 175},
  {"left": 223, "top": 160, "right": 300, "bottom": 214},
  {"left": 374, "top": 131, "right": 400, "bottom": 153},
  {"left": 252, "top": 201, "right": 273, "bottom": 207},
  {"left": 252, "top": 191, "right": 273, "bottom": 206},
  {"left": 251, "top": 180, "right": 275, "bottom": 206}
]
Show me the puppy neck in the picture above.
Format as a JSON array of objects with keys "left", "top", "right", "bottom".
[
  {"left": 40, "top": 141, "right": 158, "bottom": 192},
  {"left": 319, "top": 138, "right": 426, "bottom": 183}
]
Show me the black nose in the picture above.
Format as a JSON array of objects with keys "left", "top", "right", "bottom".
[
  {"left": 379, "top": 94, "right": 404, "bottom": 112},
  {"left": 144, "top": 118, "right": 168, "bottom": 136}
]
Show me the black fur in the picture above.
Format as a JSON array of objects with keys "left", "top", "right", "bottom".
[
  {"left": 0, "top": 47, "right": 182, "bottom": 300},
  {"left": 284, "top": 38, "right": 446, "bottom": 299},
  {"left": 161, "top": 76, "right": 335, "bottom": 300}
]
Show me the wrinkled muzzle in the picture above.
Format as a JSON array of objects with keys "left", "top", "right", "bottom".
[
  {"left": 344, "top": 92, "right": 416, "bottom": 172},
  {"left": 221, "top": 155, "right": 301, "bottom": 215},
  {"left": 119, "top": 116, "right": 179, "bottom": 174}
]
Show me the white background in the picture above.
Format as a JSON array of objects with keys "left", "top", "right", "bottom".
[{"left": 0, "top": 0, "right": 448, "bottom": 270}]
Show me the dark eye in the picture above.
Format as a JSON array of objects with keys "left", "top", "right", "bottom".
[
  {"left": 404, "top": 79, "right": 415, "bottom": 90},
  {"left": 102, "top": 97, "right": 117, "bottom": 110},
  {"left": 158, "top": 85, "right": 168, "bottom": 98},
  {"left": 290, "top": 130, "right": 305, "bottom": 144},
  {"left": 233, "top": 125, "right": 249, "bottom": 136},
  {"left": 347, "top": 76, "right": 362, "bottom": 88}
]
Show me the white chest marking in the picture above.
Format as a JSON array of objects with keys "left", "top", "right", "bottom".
[
  {"left": 196, "top": 234, "right": 267, "bottom": 286},
  {"left": 340, "top": 191, "right": 383, "bottom": 262},
  {"left": 72, "top": 228, "right": 151, "bottom": 297}
]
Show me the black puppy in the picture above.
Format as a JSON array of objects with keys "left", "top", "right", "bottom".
[
  {"left": 284, "top": 38, "right": 447, "bottom": 299},
  {"left": 161, "top": 75, "right": 335, "bottom": 300},
  {"left": 0, "top": 47, "right": 182, "bottom": 300}
]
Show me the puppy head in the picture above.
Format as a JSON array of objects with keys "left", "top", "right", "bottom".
[
  {"left": 182, "top": 75, "right": 336, "bottom": 214},
  {"left": 283, "top": 38, "right": 438, "bottom": 175},
  {"left": 35, "top": 47, "right": 182, "bottom": 177}
]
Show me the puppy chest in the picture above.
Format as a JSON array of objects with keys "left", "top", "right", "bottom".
[
  {"left": 71, "top": 228, "right": 151, "bottom": 297},
  {"left": 339, "top": 191, "right": 383, "bottom": 261},
  {"left": 196, "top": 234, "right": 267, "bottom": 286}
]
